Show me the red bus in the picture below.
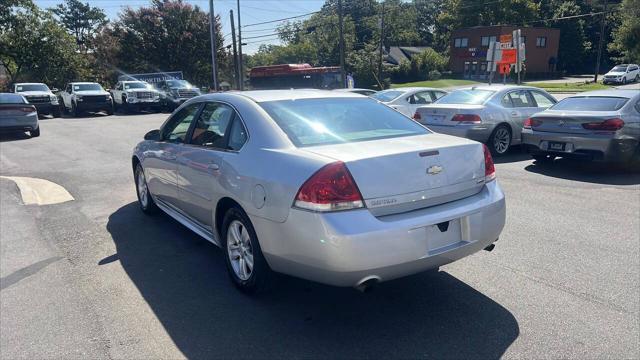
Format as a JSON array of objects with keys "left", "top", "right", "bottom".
[{"left": 249, "top": 63, "right": 342, "bottom": 90}]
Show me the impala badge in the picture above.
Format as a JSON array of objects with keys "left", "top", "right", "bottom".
[{"left": 427, "top": 165, "right": 443, "bottom": 175}]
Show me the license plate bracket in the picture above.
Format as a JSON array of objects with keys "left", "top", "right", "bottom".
[{"left": 548, "top": 141, "right": 566, "bottom": 151}]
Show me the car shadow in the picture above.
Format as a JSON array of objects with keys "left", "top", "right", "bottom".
[
  {"left": 105, "top": 202, "right": 520, "bottom": 359},
  {"left": 0, "top": 132, "right": 32, "bottom": 142},
  {"left": 493, "top": 146, "right": 531, "bottom": 164},
  {"left": 525, "top": 158, "right": 640, "bottom": 185}
]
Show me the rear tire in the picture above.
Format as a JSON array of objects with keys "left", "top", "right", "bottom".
[
  {"left": 222, "top": 207, "right": 273, "bottom": 294},
  {"left": 532, "top": 154, "right": 554, "bottom": 163},
  {"left": 71, "top": 102, "right": 78, "bottom": 117},
  {"left": 30, "top": 128, "right": 40, "bottom": 137},
  {"left": 135, "top": 164, "right": 159, "bottom": 214},
  {"left": 51, "top": 107, "right": 61, "bottom": 118},
  {"left": 622, "top": 77, "right": 627, "bottom": 85},
  {"left": 107, "top": 101, "right": 114, "bottom": 115},
  {"left": 488, "top": 124, "right": 512, "bottom": 156}
]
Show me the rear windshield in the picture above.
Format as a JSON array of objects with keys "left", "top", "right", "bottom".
[
  {"left": 371, "top": 90, "right": 403, "bottom": 102},
  {"left": 0, "top": 94, "right": 27, "bottom": 104},
  {"left": 435, "top": 89, "right": 495, "bottom": 105},
  {"left": 74, "top": 84, "right": 103, "bottom": 91},
  {"left": 550, "top": 97, "right": 629, "bottom": 111},
  {"left": 15, "top": 84, "right": 49, "bottom": 92},
  {"left": 259, "top": 98, "right": 429, "bottom": 147}
]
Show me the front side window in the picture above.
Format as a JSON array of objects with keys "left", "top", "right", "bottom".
[
  {"left": 162, "top": 103, "right": 201, "bottom": 143},
  {"left": 530, "top": 91, "right": 556, "bottom": 108},
  {"left": 259, "top": 98, "right": 429, "bottom": 147},
  {"left": 190, "top": 103, "right": 235, "bottom": 148}
]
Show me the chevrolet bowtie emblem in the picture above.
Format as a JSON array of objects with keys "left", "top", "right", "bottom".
[{"left": 427, "top": 165, "right": 443, "bottom": 175}]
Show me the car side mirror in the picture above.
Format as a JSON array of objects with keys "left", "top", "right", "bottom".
[{"left": 144, "top": 129, "right": 161, "bottom": 141}]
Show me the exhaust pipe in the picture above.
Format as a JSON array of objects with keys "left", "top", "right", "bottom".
[
  {"left": 354, "top": 276, "right": 380, "bottom": 293},
  {"left": 484, "top": 244, "right": 495, "bottom": 252}
]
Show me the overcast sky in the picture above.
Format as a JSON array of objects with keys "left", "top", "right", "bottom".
[{"left": 34, "top": 0, "right": 326, "bottom": 54}]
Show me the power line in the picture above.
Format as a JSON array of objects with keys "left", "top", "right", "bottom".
[{"left": 242, "top": 11, "right": 320, "bottom": 28}]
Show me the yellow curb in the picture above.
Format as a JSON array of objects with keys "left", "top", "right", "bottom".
[{"left": 0, "top": 176, "right": 74, "bottom": 205}]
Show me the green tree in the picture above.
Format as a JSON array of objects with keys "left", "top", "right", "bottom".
[
  {"left": 0, "top": 0, "right": 89, "bottom": 89},
  {"left": 608, "top": 0, "right": 640, "bottom": 63},
  {"left": 51, "top": 0, "right": 107, "bottom": 52}
]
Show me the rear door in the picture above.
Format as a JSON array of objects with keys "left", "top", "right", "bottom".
[
  {"left": 502, "top": 90, "right": 539, "bottom": 141},
  {"left": 143, "top": 102, "right": 202, "bottom": 207},
  {"left": 177, "top": 102, "right": 242, "bottom": 228}
]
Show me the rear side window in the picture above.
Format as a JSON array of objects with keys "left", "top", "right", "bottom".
[
  {"left": 259, "top": 98, "right": 429, "bottom": 147},
  {"left": 504, "top": 90, "right": 535, "bottom": 108},
  {"left": 530, "top": 91, "right": 556, "bottom": 108},
  {"left": 371, "top": 90, "right": 403, "bottom": 102},
  {"left": 551, "top": 97, "right": 630, "bottom": 111}
]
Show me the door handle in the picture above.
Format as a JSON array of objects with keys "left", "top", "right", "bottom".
[
  {"left": 208, "top": 163, "right": 220, "bottom": 171},
  {"left": 510, "top": 111, "right": 518, "bottom": 117}
]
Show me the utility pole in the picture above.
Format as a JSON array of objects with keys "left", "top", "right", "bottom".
[
  {"left": 594, "top": 0, "right": 608, "bottom": 83},
  {"left": 337, "top": 0, "right": 346, "bottom": 88},
  {"left": 237, "top": 0, "right": 244, "bottom": 90},
  {"left": 209, "top": 0, "right": 218, "bottom": 91},
  {"left": 230, "top": 10, "right": 239, "bottom": 89},
  {"left": 377, "top": 1, "right": 385, "bottom": 90}
]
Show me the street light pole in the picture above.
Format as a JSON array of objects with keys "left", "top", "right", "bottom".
[
  {"left": 237, "top": 0, "right": 244, "bottom": 90},
  {"left": 377, "top": 1, "right": 385, "bottom": 90},
  {"left": 230, "top": 10, "right": 239, "bottom": 90},
  {"left": 209, "top": 0, "right": 218, "bottom": 91},
  {"left": 337, "top": 0, "right": 346, "bottom": 88}
]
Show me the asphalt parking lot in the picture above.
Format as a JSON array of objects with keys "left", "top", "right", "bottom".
[{"left": 1, "top": 112, "right": 638, "bottom": 359}]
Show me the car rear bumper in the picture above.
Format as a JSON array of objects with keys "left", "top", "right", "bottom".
[
  {"left": 522, "top": 129, "right": 638, "bottom": 162},
  {"left": 0, "top": 114, "right": 39, "bottom": 132},
  {"left": 251, "top": 180, "right": 506, "bottom": 287},
  {"left": 423, "top": 123, "right": 495, "bottom": 143}
]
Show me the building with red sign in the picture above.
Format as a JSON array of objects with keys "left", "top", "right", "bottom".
[{"left": 449, "top": 25, "right": 560, "bottom": 80}]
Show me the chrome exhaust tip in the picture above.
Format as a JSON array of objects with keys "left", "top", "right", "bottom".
[
  {"left": 354, "top": 276, "right": 381, "bottom": 293},
  {"left": 484, "top": 244, "right": 496, "bottom": 252}
]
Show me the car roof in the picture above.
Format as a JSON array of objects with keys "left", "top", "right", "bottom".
[
  {"left": 333, "top": 88, "right": 375, "bottom": 92},
  {"left": 564, "top": 89, "right": 640, "bottom": 98},
  {"left": 14, "top": 82, "right": 47, "bottom": 85},
  {"left": 458, "top": 84, "right": 539, "bottom": 91},
  {"left": 70, "top": 82, "right": 100, "bottom": 85},
  {"left": 383, "top": 87, "right": 441, "bottom": 92},
  {"left": 229, "top": 89, "right": 364, "bottom": 102}
]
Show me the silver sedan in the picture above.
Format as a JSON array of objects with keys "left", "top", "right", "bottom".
[
  {"left": 371, "top": 87, "right": 448, "bottom": 118},
  {"left": 0, "top": 93, "right": 40, "bottom": 137},
  {"left": 132, "top": 90, "right": 506, "bottom": 293},
  {"left": 522, "top": 89, "right": 640, "bottom": 163},
  {"left": 413, "top": 85, "right": 557, "bottom": 155}
]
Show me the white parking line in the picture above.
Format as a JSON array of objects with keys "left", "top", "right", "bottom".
[{"left": 0, "top": 176, "right": 74, "bottom": 205}]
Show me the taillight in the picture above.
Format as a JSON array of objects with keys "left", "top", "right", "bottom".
[
  {"left": 452, "top": 114, "right": 481, "bottom": 123},
  {"left": 581, "top": 118, "right": 624, "bottom": 131},
  {"left": 294, "top": 161, "right": 364, "bottom": 212},
  {"left": 19, "top": 106, "right": 36, "bottom": 113},
  {"left": 483, "top": 145, "right": 496, "bottom": 182},
  {"left": 413, "top": 111, "right": 421, "bottom": 121},
  {"left": 523, "top": 117, "right": 542, "bottom": 129}
]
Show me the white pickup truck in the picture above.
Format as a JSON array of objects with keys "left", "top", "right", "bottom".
[
  {"left": 59, "top": 82, "right": 113, "bottom": 117},
  {"left": 110, "top": 81, "right": 162, "bottom": 113},
  {"left": 13, "top": 83, "right": 61, "bottom": 118}
]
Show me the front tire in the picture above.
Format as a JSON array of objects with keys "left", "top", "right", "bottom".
[
  {"left": 488, "top": 124, "right": 512, "bottom": 156},
  {"left": 135, "top": 164, "right": 158, "bottom": 214},
  {"left": 71, "top": 102, "right": 78, "bottom": 117},
  {"left": 222, "top": 207, "right": 272, "bottom": 294},
  {"left": 107, "top": 101, "right": 114, "bottom": 115},
  {"left": 51, "top": 106, "right": 61, "bottom": 118}
]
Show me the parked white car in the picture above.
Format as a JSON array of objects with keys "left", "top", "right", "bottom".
[
  {"left": 371, "top": 87, "right": 448, "bottom": 117},
  {"left": 110, "top": 81, "right": 161, "bottom": 113},
  {"left": 13, "top": 83, "right": 60, "bottom": 118},
  {"left": 58, "top": 82, "right": 113, "bottom": 117},
  {"left": 602, "top": 64, "right": 639, "bottom": 85}
]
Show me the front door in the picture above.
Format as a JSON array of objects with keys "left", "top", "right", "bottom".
[
  {"left": 143, "top": 102, "right": 201, "bottom": 207},
  {"left": 177, "top": 102, "right": 245, "bottom": 229}
]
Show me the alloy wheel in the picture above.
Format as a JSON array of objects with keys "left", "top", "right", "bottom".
[
  {"left": 492, "top": 127, "right": 510, "bottom": 154},
  {"left": 137, "top": 169, "right": 149, "bottom": 208},
  {"left": 227, "top": 220, "right": 254, "bottom": 281}
]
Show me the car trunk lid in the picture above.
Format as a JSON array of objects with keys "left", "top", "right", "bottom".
[
  {"left": 415, "top": 104, "right": 485, "bottom": 126},
  {"left": 303, "top": 134, "right": 486, "bottom": 216},
  {"left": 530, "top": 111, "right": 622, "bottom": 135}
]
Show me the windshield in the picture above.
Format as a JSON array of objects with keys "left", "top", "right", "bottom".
[
  {"left": 166, "top": 80, "right": 192, "bottom": 88},
  {"left": 15, "top": 84, "right": 49, "bottom": 92},
  {"left": 0, "top": 94, "right": 27, "bottom": 104},
  {"left": 371, "top": 90, "right": 403, "bottom": 102},
  {"left": 435, "top": 89, "right": 495, "bottom": 105},
  {"left": 550, "top": 97, "right": 629, "bottom": 111},
  {"left": 74, "top": 84, "right": 104, "bottom": 91},
  {"left": 125, "top": 82, "right": 150, "bottom": 89},
  {"left": 259, "top": 98, "right": 429, "bottom": 147},
  {"left": 611, "top": 66, "right": 628, "bottom": 72}
]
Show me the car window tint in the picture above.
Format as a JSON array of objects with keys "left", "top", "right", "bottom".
[
  {"left": 634, "top": 100, "right": 640, "bottom": 113},
  {"left": 163, "top": 103, "right": 200, "bottom": 143},
  {"left": 551, "top": 97, "right": 630, "bottom": 111},
  {"left": 412, "top": 92, "right": 433, "bottom": 104},
  {"left": 0, "top": 94, "right": 27, "bottom": 104},
  {"left": 433, "top": 91, "right": 447, "bottom": 100},
  {"left": 190, "top": 102, "right": 235, "bottom": 148},
  {"left": 530, "top": 91, "right": 555, "bottom": 108},
  {"left": 260, "top": 98, "right": 429, "bottom": 147},
  {"left": 227, "top": 116, "right": 248, "bottom": 151},
  {"left": 436, "top": 89, "right": 495, "bottom": 105},
  {"left": 371, "top": 90, "right": 403, "bottom": 102},
  {"left": 501, "top": 94, "right": 513, "bottom": 108},
  {"left": 508, "top": 91, "right": 535, "bottom": 108}
]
